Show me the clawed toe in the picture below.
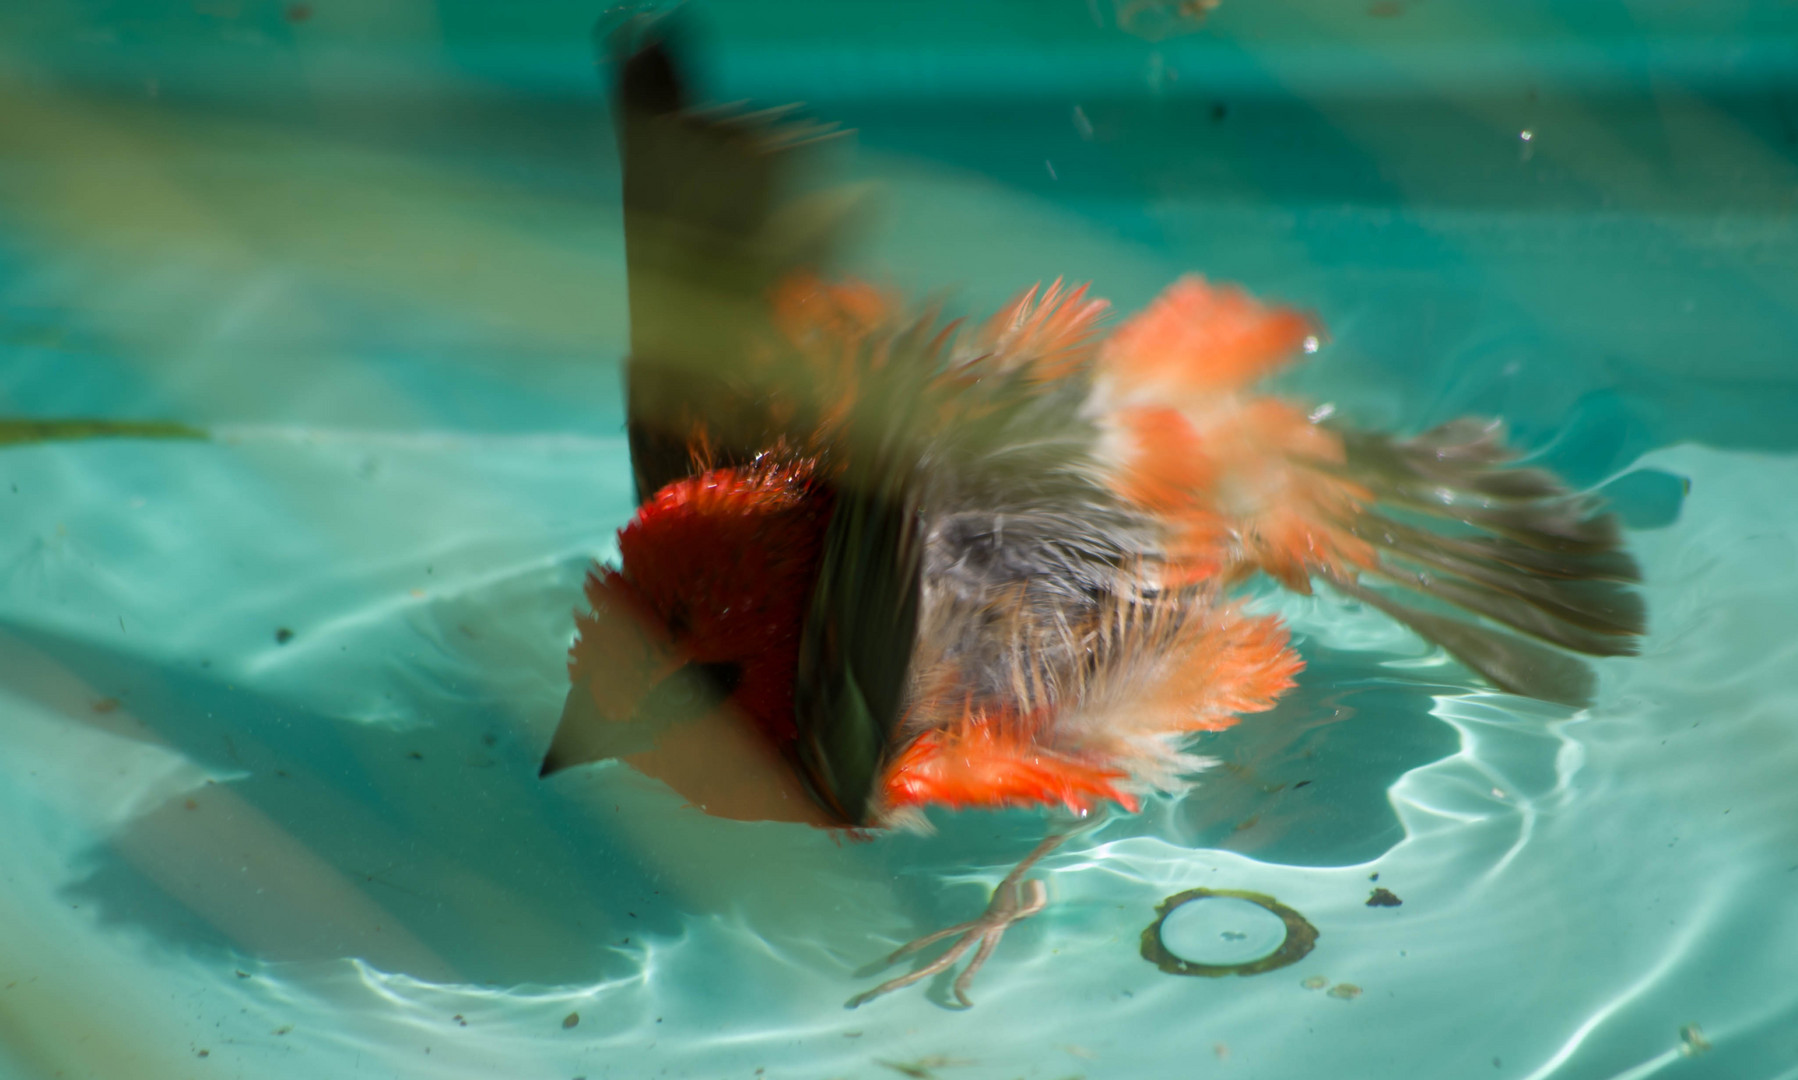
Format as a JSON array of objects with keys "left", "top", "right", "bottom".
[{"left": 846, "top": 842, "right": 1057, "bottom": 1010}]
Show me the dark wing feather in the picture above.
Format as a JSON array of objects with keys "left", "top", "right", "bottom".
[
  {"left": 1331, "top": 418, "right": 1645, "bottom": 705},
  {"left": 791, "top": 476, "right": 924, "bottom": 824},
  {"left": 608, "top": 15, "right": 856, "bottom": 501},
  {"left": 790, "top": 329, "right": 938, "bottom": 825}
]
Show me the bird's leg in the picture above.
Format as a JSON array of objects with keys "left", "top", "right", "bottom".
[{"left": 847, "top": 832, "right": 1066, "bottom": 1009}]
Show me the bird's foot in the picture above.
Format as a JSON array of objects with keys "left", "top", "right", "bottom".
[{"left": 846, "top": 873, "right": 1049, "bottom": 1010}]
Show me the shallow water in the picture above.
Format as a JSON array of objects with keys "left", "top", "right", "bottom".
[{"left": 4, "top": 2, "right": 1798, "bottom": 1078}]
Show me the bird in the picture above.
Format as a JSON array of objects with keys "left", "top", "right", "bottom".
[{"left": 539, "top": 12, "right": 1644, "bottom": 1009}]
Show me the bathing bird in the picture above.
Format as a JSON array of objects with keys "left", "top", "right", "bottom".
[{"left": 540, "top": 14, "right": 1644, "bottom": 1008}]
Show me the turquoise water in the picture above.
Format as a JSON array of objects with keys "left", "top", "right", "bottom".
[{"left": 3, "top": 1, "right": 1798, "bottom": 1077}]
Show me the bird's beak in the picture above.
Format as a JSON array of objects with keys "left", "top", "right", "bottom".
[
  {"left": 539, "top": 684, "right": 600, "bottom": 778},
  {"left": 540, "top": 676, "right": 669, "bottom": 778}
]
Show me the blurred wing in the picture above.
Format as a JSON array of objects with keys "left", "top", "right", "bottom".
[{"left": 609, "top": 16, "right": 859, "bottom": 501}]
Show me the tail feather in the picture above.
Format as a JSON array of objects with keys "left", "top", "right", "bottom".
[{"left": 1336, "top": 421, "right": 1645, "bottom": 662}]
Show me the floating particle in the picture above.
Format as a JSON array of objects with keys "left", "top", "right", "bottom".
[
  {"left": 274, "top": 1025, "right": 292, "bottom": 1036},
  {"left": 197, "top": 1049, "right": 211, "bottom": 1058},
  {"left": 453, "top": 1014, "right": 467, "bottom": 1027},
  {"left": 562, "top": 1011, "right": 580, "bottom": 1030},
  {"left": 275, "top": 627, "right": 294, "bottom": 644},
  {"left": 285, "top": 2, "right": 312, "bottom": 22},
  {"left": 1301, "top": 975, "right": 1329, "bottom": 990},
  {"left": 1327, "top": 983, "right": 1363, "bottom": 1000},
  {"left": 1213, "top": 1042, "right": 1230, "bottom": 1059},
  {"left": 1366, "top": 888, "right": 1403, "bottom": 908},
  {"left": 92, "top": 697, "right": 120, "bottom": 713},
  {"left": 878, "top": 1057, "right": 973, "bottom": 1079},
  {"left": 1679, "top": 1024, "right": 1711, "bottom": 1056}
]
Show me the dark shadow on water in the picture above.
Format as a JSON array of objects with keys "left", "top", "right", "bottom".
[
  {"left": 1154, "top": 639, "right": 1464, "bottom": 867},
  {"left": 7, "top": 619, "right": 674, "bottom": 988}
]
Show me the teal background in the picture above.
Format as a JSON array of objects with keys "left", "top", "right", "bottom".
[{"left": 1, "top": 2, "right": 1795, "bottom": 1078}]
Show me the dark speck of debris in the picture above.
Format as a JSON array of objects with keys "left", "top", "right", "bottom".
[
  {"left": 92, "top": 697, "right": 120, "bottom": 713},
  {"left": 562, "top": 1011, "right": 579, "bottom": 1030},
  {"left": 184, "top": 798, "right": 198, "bottom": 811},
  {"left": 407, "top": 751, "right": 424, "bottom": 761},
  {"left": 1369, "top": 872, "right": 1379, "bottom": 881},
  {"left": 1293, "top": 779, "right": 1311, "bottom": 789},
  {"left": 197, "top": 1049, "right": 210, "bottom": 1058},
  {"left": 481, "top": 733, "right": 497, "bottom": 747},
  {"left": 275, "top": 628, "right": 294, "bottom": 644},
  {"left": 453, "top": 1014, "right": 466, "bottom": 1027},
  {"left": 1211, "top": 101, "right": 1228, "bottom": 122},
  {"left": 1367, "top": 888, "right": 1403, "bottom": 907},
  {"left": 1493, "top": 1057, "right": 1502, "bottom": 1068},
  {"left": 234, "top": 970, "right": 250, "bottom": 979},
  {"left": 274, "top": 1025, "right": 292, "bottom": 1036},
  {"left": 285, "top": 3, "right": 312, "bottom": 23}
]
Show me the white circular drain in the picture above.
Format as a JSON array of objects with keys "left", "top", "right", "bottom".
[
  {"left": 1140, "top": 888, "right": 1318, "bottom": 977},
  {"left": 1158, "top": 895, "right": 1289, "bottom": 966}
]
